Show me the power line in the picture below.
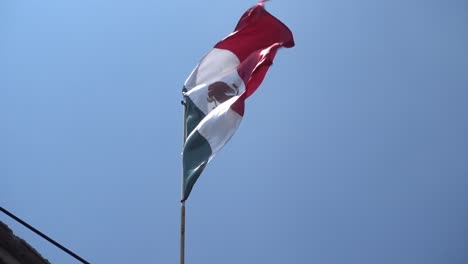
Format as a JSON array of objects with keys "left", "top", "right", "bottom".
[{"left": 0, "top": 206, "right": 90, "bottom": 264}]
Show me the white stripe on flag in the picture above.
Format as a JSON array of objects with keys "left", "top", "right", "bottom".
[
  {"left": 195, "top": 95, "right": 243, "bottom": 161},
  {"left": 184, "top": 48, "right": 240, "bottom": 91}
]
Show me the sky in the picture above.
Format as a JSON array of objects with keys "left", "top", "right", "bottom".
[{"left": 1, "top": 0, "right": 468, "bottom": 263}]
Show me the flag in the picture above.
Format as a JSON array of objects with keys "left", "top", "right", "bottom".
[{"left": 181, "top": 1, "right": 294, "bottom": 201}]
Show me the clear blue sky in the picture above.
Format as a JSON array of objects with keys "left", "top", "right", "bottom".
[{"left": 2, "top": 1, "right": 468, "bottom": 263}]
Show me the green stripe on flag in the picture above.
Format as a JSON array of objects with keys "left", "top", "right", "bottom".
[
  {"left": 184, "top": 96, "right": 206, "bottom": 138},
  {"left": 182, "top": 130, "right": 212, "bottom": 199}
]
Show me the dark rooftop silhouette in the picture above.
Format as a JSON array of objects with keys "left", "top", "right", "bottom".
[{"left": 0, "top": 221, "right": 50, "bottom": 264}]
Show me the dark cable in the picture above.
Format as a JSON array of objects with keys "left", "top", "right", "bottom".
[{"left": 0, "top": 206, "right": 90, "bottom": 264}]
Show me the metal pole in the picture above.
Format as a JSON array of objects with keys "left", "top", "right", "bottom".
[
  {"left": 180, "top": 201, "right": 186, "bottom": 264},
  {"left": 180, "top": 98, "right": 187, "bottom": 264}
]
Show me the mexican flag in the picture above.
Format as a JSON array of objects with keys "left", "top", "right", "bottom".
[{"left": 181, "top": 1, "right": 294, "bottom": 201}]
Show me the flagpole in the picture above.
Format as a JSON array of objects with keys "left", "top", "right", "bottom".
[
  {"left": 180, "top": 98, "right": 187, "bottom": 264},
  {"left": 180, "top": 201, "right": 186, "bottom": 264}
]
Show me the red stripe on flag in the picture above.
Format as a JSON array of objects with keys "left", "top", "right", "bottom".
[
  {"left": 215, "top": 2, "right": 294, "bottom": 62},
  {"left": 215, "top": 2, "right": 294, "bottom": 117},
  {"left": 231, "top": 44, "right": 282, "bottom": 117}
]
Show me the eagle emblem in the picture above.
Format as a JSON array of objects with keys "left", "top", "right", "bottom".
[{"left": 207, "top": 81, "right": 240, "bottom": 108}]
